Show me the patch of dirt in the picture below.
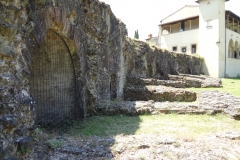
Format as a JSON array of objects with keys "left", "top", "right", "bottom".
[
  {"left": 22, "top": 131, "right": 240, "bottom": 160},
  {"left": 20, "top": 89, "right": 240, "bottom": 160}
]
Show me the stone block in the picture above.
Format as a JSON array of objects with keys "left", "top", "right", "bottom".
[
  {"left": 0, "top": 114, "right": 17, "bottom": 128},
  {"left": 124, "top": 85, "right": 196, "bottom": 102}
]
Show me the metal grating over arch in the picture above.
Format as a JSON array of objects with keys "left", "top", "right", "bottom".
[{"left": 30, "top": 30, "right": 78, "bottom": 131}]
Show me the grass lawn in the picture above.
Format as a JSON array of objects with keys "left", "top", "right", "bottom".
[
  {"left": 68, "top": 114, "right": 240, "bottom": 139},
  {"left": 187, "top": 77, "right": 240, "bottom": 97},
  {"left": 67, "top": 77, "right": 240, "bottom": 139}
]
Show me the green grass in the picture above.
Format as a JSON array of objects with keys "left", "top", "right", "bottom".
[
  {"left": 47, "top": 139, "right": 64, "bottom": 149},
  {"left": 68, "top": 115, "right": 141, "bottom": 137},
  {"left": 68, "top": 114, "right": 240, "bottom": 139},
  {"left": 66, "top": 77, "right": 240, "bottom": 139},
  {"left": 188, "top": 77, "right": 240, "bottom": 97}
]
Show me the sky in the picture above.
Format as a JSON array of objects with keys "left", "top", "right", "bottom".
[{"left": 100, "top": 0, "right": 240, "bottom": 40}]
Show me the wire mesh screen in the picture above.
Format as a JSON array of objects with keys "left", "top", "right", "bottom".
[{"left": 30, "top": 30, "right": 78, "bottom": 133}]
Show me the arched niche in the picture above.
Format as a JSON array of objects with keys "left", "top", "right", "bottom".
[
  {"left": 228, "top": 39, "right": 234, "bottom": 58},
  {"left": 234, "top": 41, "right": 239, "bottom": 59},
  {"left": 29, "top": 29, "right": 83, "bottom": 129}
]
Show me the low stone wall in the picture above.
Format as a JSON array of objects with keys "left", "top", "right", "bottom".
[
  {"left": 168, "top": 74, "right": 222, "bottom": 88},
  {"left": 125, "top": 74, "right": 222, "bottom": 88},
  {"left": 97, "top": 91, "right": 240, "bottom": 120},
  {"left": 124, "top": 85, "right": 196, "bottom": 102},
  {"left": 124, "top": 39, "right": 204, "bottom": 79}
]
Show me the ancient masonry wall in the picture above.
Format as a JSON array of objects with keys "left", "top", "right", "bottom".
[
  {"left": 0, "top": 0, "right": 203, "bottom": 158},
  {"left": 124, "top": 38, "right": 203, "bottom": 79}
]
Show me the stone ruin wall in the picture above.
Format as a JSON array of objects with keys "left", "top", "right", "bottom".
[
  {"left": 124, "top": 38, "right": 203, "bottom": 79},
  {"left": 0, "top": 0, "right": 203, "bottom": 159}
]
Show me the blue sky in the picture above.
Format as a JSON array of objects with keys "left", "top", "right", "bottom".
[{"left": 100, "top": 0, "right": 240, "bottom": 40}]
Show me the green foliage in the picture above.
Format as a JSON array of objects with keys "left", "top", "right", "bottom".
[
  {"left": 47, "top": 139, "right": 64, "bottom": 149},
  {"left": 68, "top": 115, "right": 141, "bottom": 137},
  {"left": 20, "top": 146, "right": 30, "bottom": 154},
  {"left": 134, "top": 29, "right": 139, "bottom": 39},
  {"left": 66, "top": 118, "right": 76, "bottom": 126},
  {"left": 67, "top": 114, "right": 240, "bottom": 138}
]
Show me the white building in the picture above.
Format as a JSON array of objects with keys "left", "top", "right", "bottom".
[{"left": 147, "top": 0, "right": 240, "bottom": 78}]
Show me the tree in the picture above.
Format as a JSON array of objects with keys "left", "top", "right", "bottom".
[{"left": 134, "top": 29, "right": 139, "bottom": 39}]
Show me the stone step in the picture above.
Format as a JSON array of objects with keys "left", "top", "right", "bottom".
[
  {"left": 96, "top": 100, "right": 222, "bottom": 116},
  {"left": 124, "top": 85, "right": 196, "bottom": 102},
  {"left": 126, "top": 74, "right": 222, "bottom": 88},
  {"left": 96, "top": 97, "right": 240, "bottom": 120},
  {"left": 126, "top": 77, "right": 184, "bottom": 88},
  {"left": 168, "top": 74, "right": 222, "bottom": 88}
]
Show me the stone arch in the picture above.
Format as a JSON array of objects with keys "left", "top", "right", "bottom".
[
  {"left": 235, "top": 41, "right": 239, "bottom": 59},
  {"left": 29, "top": 29, "right": 83, "bottom": 128},
  {"left": 228, "top": 39, "right": 234, "bottom": 58}
]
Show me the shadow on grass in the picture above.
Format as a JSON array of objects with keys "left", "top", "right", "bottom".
[
  {"left": 69, "top": 115, "right": 142, "bottom": 137},
  {"left": 62, "top": 101, "right": 142, "bottom": 159}
]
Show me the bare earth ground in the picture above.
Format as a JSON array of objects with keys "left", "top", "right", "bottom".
[
  {"left": 25, "top": 111, "right": 240, "bottom": 160},
  {"left": 26, "top": 131, "right": 240, "bottom": 160},
  {"left": 22, "top": 77, "right": 240, "bottom": 160}
]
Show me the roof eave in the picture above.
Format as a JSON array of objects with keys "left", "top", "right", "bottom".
[
  {"left": 226, "top": 10, "right": 240, "bottom": 21},
  {"left": 158, "top": 15, "right": 199, "bottom": 26},
  {"left": 160, "top": 5, "right": 199, "bottom": 23},
  {"left": 195, "top": 0, "right": 229, "bottom": 3}
]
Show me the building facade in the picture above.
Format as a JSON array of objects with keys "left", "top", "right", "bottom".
[{"left": 147, "top": 0, "right": 240, "bottom": 78}]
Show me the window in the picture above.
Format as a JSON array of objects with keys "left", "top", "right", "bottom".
[
  {"left": 172, "top": 46, "right": 177, "bottom": 52},
  {"left": 234, "top": 51, "right": 237, "bottom": 59},
  {"left": 182, "top": 47, "right": 187, "bottom": 53},
  {"left": 180, "top": 21, "right": 185, "bottom": 31},
  {"left": 162, "top": 26, "right": 170, "bottom": 35},
  {"left": 206, "top": 19, "right": 212, "bottom": 28},
  {"left": 191, "top": 44, "right": 197, "bottom": 54}
]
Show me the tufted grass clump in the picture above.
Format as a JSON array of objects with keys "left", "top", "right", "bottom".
[{"left": 47, "top": 139, "right": 64, "bottom": 149}]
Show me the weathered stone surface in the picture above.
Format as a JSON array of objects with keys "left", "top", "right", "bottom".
[
  {"left": 0, "top": 114, "right": 17, "bottom": 128},
  {"left": 97, "top": 100, "right": 154, "bottom": 115},
  {"left": 127, "top": 77, "right": 171, "bottom": 86},
  {"left": 125, "top": 74, "right": 222, "bottom": 90},
  {"left": 124, "top": 40, "right": 203, "bottom": 79},
  {"left": 124, "top": 85, "right": 197, "bottom": 102},
  {"left": 142, "top": 79, "right": 186, "bottom": 88},
  {"left": 0, "top": 0, "right": 204, "bottom": 158},
  {"left": 168, "top": 74, "right": 222, "bottom": 88},
  {"left": 4, "top": 158, "right": 17, "bottom": 160},
  {"left": 16, "top": 136, "right": 32, "bottom": 153},
  {"left": 97, "top": 91, "right": 240, "bottom": 120}
]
